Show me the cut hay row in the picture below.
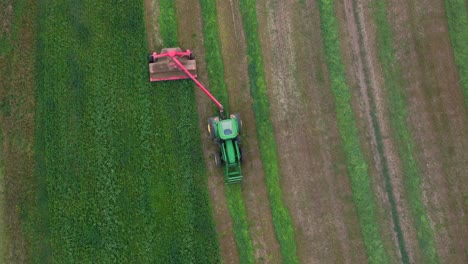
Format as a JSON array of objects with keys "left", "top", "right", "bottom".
[
  {"left": 372, "top": 1, "right": 438, "bottom": 262},
  {"left": 444, "top": 0, "right": 468, "bottom": 106},
  {"left": 238, "top": 0, "right": 299, "bottom": 263},
  {"left": 316, "top": 1, "right": 388, "bottom": 263}
]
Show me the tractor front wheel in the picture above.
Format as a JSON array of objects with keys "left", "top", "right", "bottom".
[
  {"left": 208, "top": 117, "right": 216, "bottom": 139},
  {"left": 214, "top": 153, "right": 221, "bottom": 167},
  {"left": 233, "top": 113, "right": 242, "bottom": 134}
]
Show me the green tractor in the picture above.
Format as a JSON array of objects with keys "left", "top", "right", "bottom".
[
  {"left": 148, "top": 47, "right": 244, "bottom": 183},
  {"left": 208, "top": 114, "right": 243, "bottom": 183}
]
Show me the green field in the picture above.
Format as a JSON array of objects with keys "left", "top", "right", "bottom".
[
  {"left": 28, "top": 0, "right": 219, "bottom": 262},
  {"left": 1, "top": 0, "right": 465, "bottom": 263}
]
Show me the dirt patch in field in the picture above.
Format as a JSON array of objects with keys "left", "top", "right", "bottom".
[
  {"left": 216, "top": 1, "right": 282, "bottom": 262},
  {"left": 335, "top": 0, "right": 423, "bottom": 262},
  {"left": 0, "top": 0, "right": 37, "bottom": 262},
  {"left": 388, "top": 0, "right": 468, "bottom": 261},
  {"left": 253, "top": 0, "right": 368, "bottom": 262}
]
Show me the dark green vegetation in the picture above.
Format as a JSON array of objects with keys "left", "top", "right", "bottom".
[
  {"left": 372, "top": 1, "right": 438, "bottom": 263},
  {"left": 198, "top": 1, "right": 255, "bottom": 263},
  {"left": 238, "top": 0, "right": 299, "bottom": 263},
  {"left": 444, "top": 0, "right": 468, "bottom": 106},
  {"left": 27, "top": 0, "right": 219, "bottom": 262},
  {"left": 317, "top": 1, "right": 388, "bottom": 263}
]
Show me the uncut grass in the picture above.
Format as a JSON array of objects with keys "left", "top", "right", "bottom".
[
  {"left": 317, "top": 1, "right": 389, "bottom": 263},
  {"left": 238, "top": 0, "right": 299, "bottom": 263},
  {"left": 444, "top": 0, "right": 468, "bottom": 106},
  {"left": 372, "top": 1, "right": 439, "bottom": 263},
  {"left": 32, "top": 0, "right": 219, "bottom": 262},
  {"left": 198, "top": 1, "right": 255, "bottom": 263}
]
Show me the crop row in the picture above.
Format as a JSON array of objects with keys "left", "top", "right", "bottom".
[
  {"left": 316, "top": 1, "right": 388, "bottom": 263},
  {"left": 198, "top": 1, "right": 255, "bottom": 263},
  {"left": 238, "top": 0, "right": 299, "bottom": 263},
  {"left": 372, "top": 1, "right": 438, "bottom": 262},
  {"left": 444, "top": 0, "right": 468, "bottom": 106},
  {"left": 349, "top": 0, "right": 409, "bottom": 262},
  {"left": 31, "top": 0, "right": 219, "bottom": 262}
]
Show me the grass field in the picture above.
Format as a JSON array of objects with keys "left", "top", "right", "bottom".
[
  {"left": 27, "top": 0, "right": 220, "bottom": 262},
  {"left": 317, "top": 1, "right": 389, "bottom": 263},
  {"left": 1, "top": 0, "right": 466, "bottom": 263}
]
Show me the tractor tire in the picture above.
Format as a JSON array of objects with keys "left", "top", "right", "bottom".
[
  {"left": 239, "top": 147, "right": 245, "bottom": 163},
  {"left": 148, "top": 54, "right": 154, "bottom": 63},
  {"left": 207, "top": 117, "right": 216, "bottom": 139},
  {"left": 233, "top": 113, "right": 242, "bottom": 134},
  {"left": 236, "top": 135, "right": 242, "bottom": 145},
  {"left": 214, "top": 153, "right": 222, "bottom": 167}
]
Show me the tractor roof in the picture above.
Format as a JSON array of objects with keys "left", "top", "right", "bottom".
[{"left": 219, "top": 119, "right": 238, "bottom": 140}]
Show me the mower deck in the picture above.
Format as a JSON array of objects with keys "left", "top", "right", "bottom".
[{"left": 148, "top": 48, "right": 197, "bottom": 82}]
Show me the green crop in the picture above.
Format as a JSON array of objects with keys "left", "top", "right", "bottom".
[
  {"left": 29, "top": 0, "right": 220, "bottom": 262},
  {"left": 317, "top": 1, "right": 389, "bottom": 263},
  {"left": 238, "top": 0, "right": 299, "bottom": 263},
  {"left": 372, "top": 0, "right": 438, "bottom": 263},
  {"left": 444, "top": 0, "right": 468, "bottom": 106},
  {"left": 198, "top": 1, "right": 255, "bottom": 262}
]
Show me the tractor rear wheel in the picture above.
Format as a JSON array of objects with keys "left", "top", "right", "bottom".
[
  {"left": 239, "top": 147, "right": 245, "bottom": 163},
  {"left": 233, "top": 113, "right": 242, "bottom": 133},
  {"left": 208, "top": 118, "right": 216, "bottom": 139},
  {"left": 214, "top": 153, "right": 221, "bottom": 167}
]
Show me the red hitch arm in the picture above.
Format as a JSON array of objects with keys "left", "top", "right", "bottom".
[
  {"left": 152, "top": 51, "right": 224, "bottom": 112},
  {"left": 171, "top": 57, "right": 224, "bottom": 112}
]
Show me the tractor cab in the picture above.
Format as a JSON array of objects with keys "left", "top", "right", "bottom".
[
  {"left": 208, "top": 114, "right": 243, "bottom": 183},
  {"left": 218, "top": 119, "right": 239, "bottom": 141}
]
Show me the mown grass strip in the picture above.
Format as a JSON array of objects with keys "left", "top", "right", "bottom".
[
  {"left": 372, "top": 1, "right": 439, "bottom": 263},
  {"left": 238, "top": 0, "right": 299, "bottom": 263},
  {"left": 350, "top": 0, "right": 409, "bottom": 262},
  {"left": 444, "top": 0, "right": 468, "bottom": 106},
  {"left": 317, "top": 1, "right": 388, "bottom": 263},
  {"left": 198, "top": 1, "right": 255, "bottom": 263},
  {"left": 0, "top": 1, "right": 37, "bottom": 262},
  {"left": 31, "top": 0, "right": 220, "bottom": 262}
]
